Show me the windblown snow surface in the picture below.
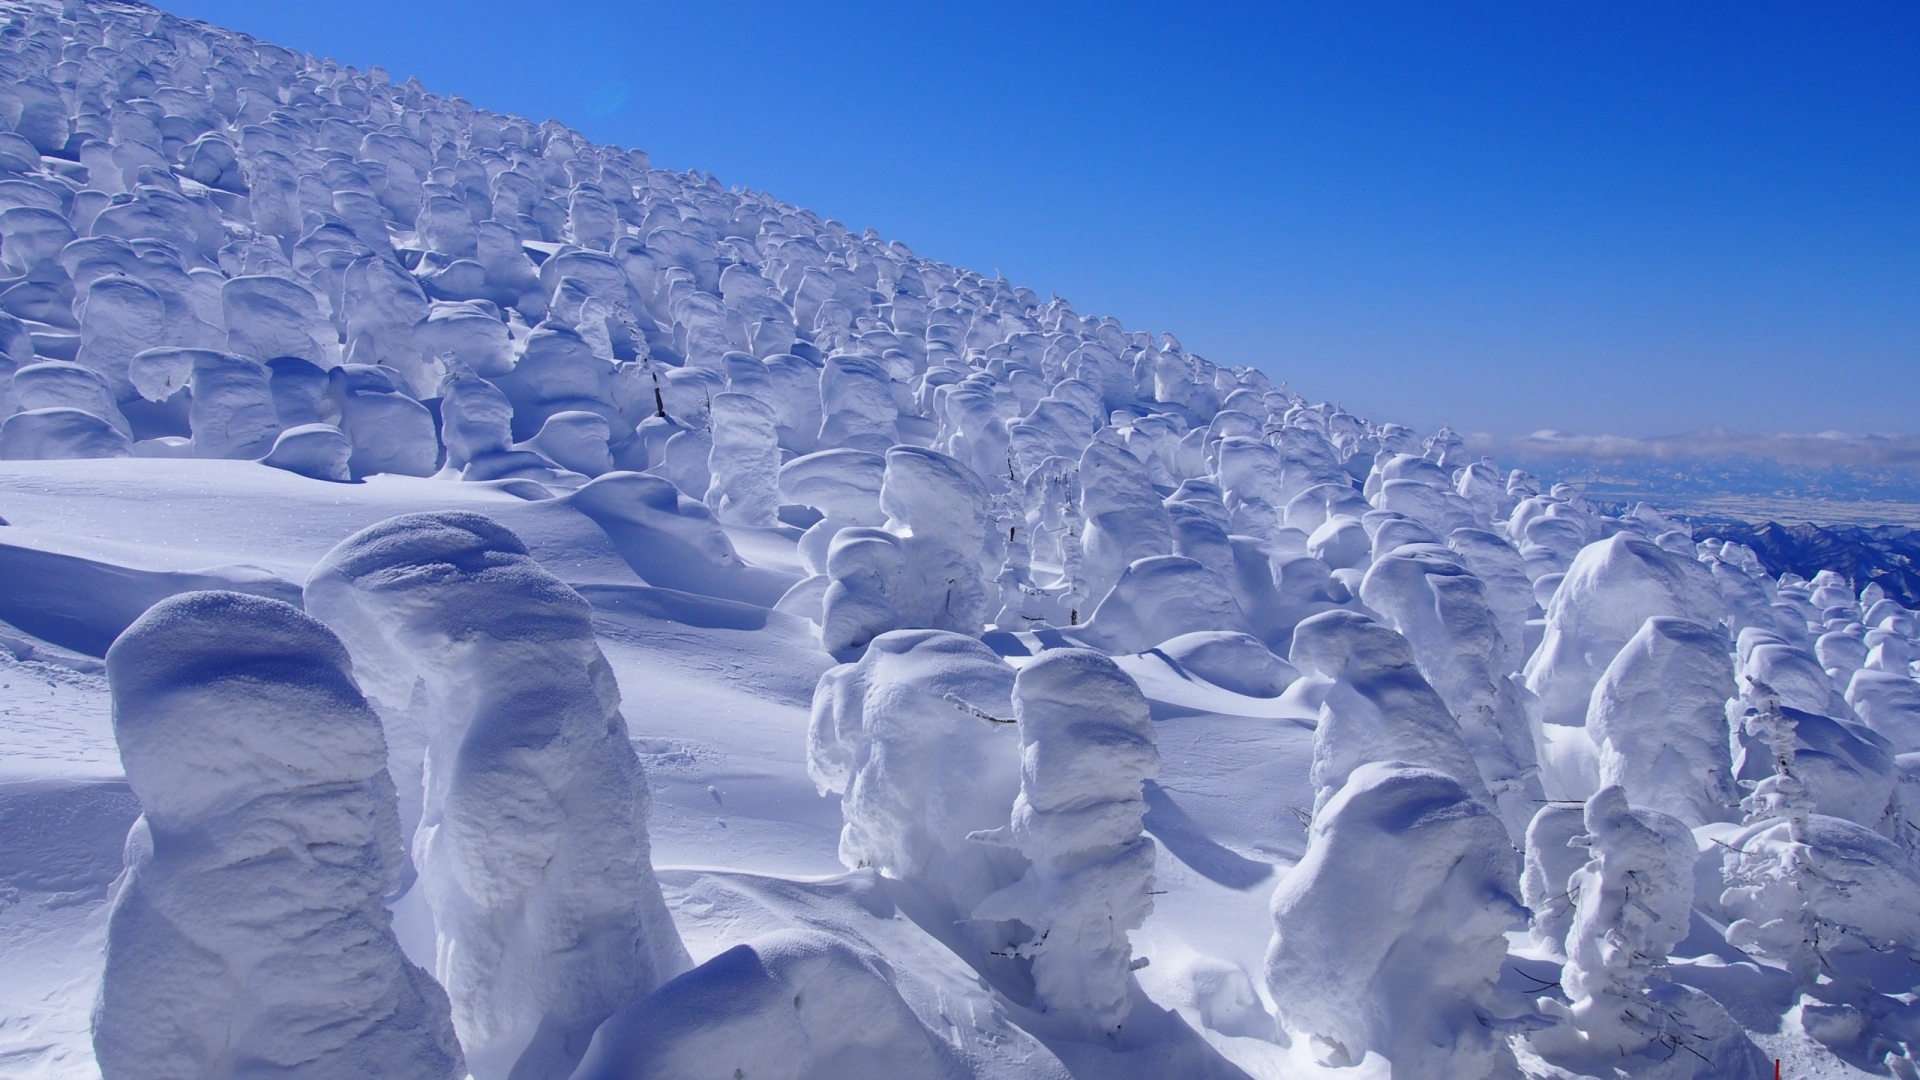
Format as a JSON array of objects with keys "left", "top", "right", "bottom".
[{"left": 1, "top": 3, "right": 1917, "bottom": 1079}]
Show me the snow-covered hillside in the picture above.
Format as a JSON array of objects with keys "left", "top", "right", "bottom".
[{"left": 2, "top": 2, "right": 1918, "bottom": 1078}]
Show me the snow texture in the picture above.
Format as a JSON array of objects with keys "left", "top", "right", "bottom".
[
  {"left": 1542, "top": 786, "right": 1699, "bottom": 1058},
  {"left": 305, "top": 511, "right": 688, "bottom": 1080},
  {"left": 570, "top": 928, "right": 963, "bottom": 1080},
  {"left": 1266, "top": 761, "right": 1527, "bottom": 1078},
  {"left": 973, "top": 649, "right": 1159, "bottom": 1042},
  {"left": 1585, "top": 616, "right": 1738, "bottom": 827},
  {"left": 95, "top": 590, "right": 463, "bottom": 1080},
  {"left": 1525, "top": 532, "right": 1722, "bottom": 728},
  {"left": 807, "top": 628, "right": 1024, "bottom": 918}
]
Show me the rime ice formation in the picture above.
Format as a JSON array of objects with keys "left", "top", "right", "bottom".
[
  {"left": 1585, "top": 616, "right": 1739, "bottom": 827},
  {"left": 1074, "top": 555, "right": 1252, "bottom": 654},
  {"left": 3, "top": 2, "right": 1920, "bottom": 1077},
  {"left": 523, "top": 409, "right": 612, "bottom": 479},
  {"left": 565, "top": 470, "right": 793, "bottom": 606},
  {"left": 1077, "top": 431, "right": 1173, "bottom": 604},
  {"left": 1718, "top": 691, "right": 1920, "bottom": 980},
  {"left": 1445, "top": 527, "right": 1534, "bottom": 667},
  {"left": 1288, "top": 609, "right": 1500, "bottom": 831},
  {"left": 1541, "top": 786, "right": 1699, "bottom": 1057},
  {"left": 1849, "top": 667, "right": 1920, "bottom": 751},
  {"left": 704, "top": 391, "right": 780, "bottom": 525},
  {"left": 807, "top": 629, "right": 1025, "bottom": 917},
  {"left": 95, "top": 591, "right": 463, "bottom": 1080},
  {"left": 1525, "top": 532, "right": 1722, "bottom": 727},
  {"left": 333, "top": 364, "right": 440, "bottom": 478},
  {"left": 304, "top": 512, "right": 687, "bottom": 1080},
  {"left": 813, "top": 446, "right": 998, "bottom": 652},
  {"left": 14, "top": 360, "right": 129, "bottom": 436},
  {"left": 1358, "top": 541, "right": 1542, "bottom": 839},
  {"left": 0, "top": 402, "right": 129, "bottom": 457},
  {"left": 1523, "top": 789, "right": 1774, "bottom": 1079},
  {"left": 972, "top": 649, "right": 1159, "bottom": 1041},
  {"left": 126, "top": 347, "right": 279, "bottom": 458},
  {"left": 1266, "top": 761, "right": 1528, "bottom": 1078},
  {"left": 1520, "top": 804, "right": 1587, "bottom": 956}
]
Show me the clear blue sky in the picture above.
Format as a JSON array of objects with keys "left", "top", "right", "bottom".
[{"left": 163, "top": 1, "right": 1917, "bottom": 438}]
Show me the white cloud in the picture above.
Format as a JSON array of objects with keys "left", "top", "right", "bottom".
[{"left": 1464, "top": 425, "right": 1920, "bottom": 468}]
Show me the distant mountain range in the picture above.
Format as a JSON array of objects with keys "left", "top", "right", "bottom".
[
  {"left": 1499, "top": 454, "right": 1920, "bottom": 606},
  {"left": 1688, "top": 520, "right": 1920, "bottom": 608}
]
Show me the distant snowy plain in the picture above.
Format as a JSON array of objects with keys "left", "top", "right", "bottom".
[{"left": 2, "top": 3, "right": 1918, "bottom": 1079}]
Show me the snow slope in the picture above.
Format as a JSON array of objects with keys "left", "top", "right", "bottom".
[{"left": 0, "top": 2, "right": 1916, "bottom": 1078}]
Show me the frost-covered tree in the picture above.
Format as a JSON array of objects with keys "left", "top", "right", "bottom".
[
  {"left": 1722, "top": 685, "right": 1826, "bottom": 984},
  {"left": 972, "top": 649, "right": 1159, "bottom": 1040},
  {"left": 1266, "top": 761, "right": 1530, "bottom": 1078},
  {"left": 1520, "top": 804, "right": 1588, "bottom": 956},
  {"left": 991, "top": 510, "right": 1062, "bottom": 631},
  {"left": 807, "top": 629, "right": 1025, "bottom": 918},
  {"left": 1524, "top": 533, "right": 1724, "bottom": 728},
  {"left": 1720, "top": 685, "right": 1920, "bottom": 988},
  {"left": 1288, "top": 609, "right": 1499, "bottom": 828},
  {"left": 1076, "top": 430, "right": 1172, "bottom": 605},
  {"left": 1587, "top": 616, "right": 1739, "bottom": 827},
  {"left": 95, "top": 591, "right": 463, "bottom": 1080},
  {"left": 305, "top": 511, "right": 688, "bottom": 1080},
  {"left": 703, "top": 391, "right": 781, "bottom": 525},
  {"left": 1535, "top": 786, "right": 1697, "bottom": 1058},
  {"left": 1022, "top": 458, "right": 1089, "bottom": 623},
  {"left": 1359, "top": 542, "right": 1543, "bottom": 840},
  {"left": 814, "top": 447, "right": 1002, "bottom": 650}
]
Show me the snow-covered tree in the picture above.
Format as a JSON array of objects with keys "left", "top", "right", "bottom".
[
  {"left": 305, "top": 511, "right": 688, "bottom": 1080},
  {"left": 807, "top": 629, "right": 1024, "bottom": 918},
  {"left": 95, "top": 591, "right": 463, "bottom": 1080},
  {"left": 972, "top": 649, "right": 1159, "bottom": 1041},
  {"left": 1536, "top": 786, "right": 1697, "bottom": 1057},
  {"left": 1267, "top": 761, "right": 1530, "bottom": 1078}
]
